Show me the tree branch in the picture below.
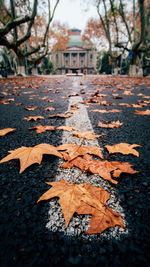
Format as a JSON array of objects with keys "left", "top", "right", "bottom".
[
  {"left": 0, "top": 15, "right": 31, "bottom": 35},
  {"left": 15, "top": 0, "right": 38, "bottom": 47}
]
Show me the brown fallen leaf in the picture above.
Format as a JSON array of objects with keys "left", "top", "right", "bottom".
[
  {"left": 24, "top": 106, "right": 38, "bottom": 111},
  {"left": 73, "top": 131, "right": 101, "bottom": 140},
  {"left": 0, "top": 143, "right": 62, "bottom": 173},
  {"left": 44, "top": 107, "right": 55, "bottom": 111},
  {"left": 39, "top": 96, "right": 48, "bottom": 100},
  {"left": 29, "top": 125, "right": 55, "bottom": 134},
  {"left": 91, "top": 109, "right": 121, "bottom": 113},
  {"left": 24, "top": 116, "right": 44, "bottom": 121},
  {"left": 105, "top": 143, "right": 142, "bottom": 157},
  {"left": 96, "top": 94, "right": 107, "bottom": 98},
  {"left": 134, "top": 109, "right": 150, "bottom": 115},
  {"left": 47, "top": 100, "right": 54, "bottom": 103},
  {"left": 48, "top": 113, "right": 72, "bottom": 118},
  {"left": 129, "top": 104, "right": 144, "bottom": 108},
  {"left": 37, "top": 180, "right": 124, "bottom": 234},
  {"left": 70, "top": 104, "right": 79, "bottom": 110},
  {"left": 57, "top": 143, "right": 103, "bottom": 160},
  {"left": 143, "top": 96, "right": 150, "bottom": 99},
  {"left": 0, "top": 128, "right": 16, "bottom": 136},
  {"left": 0, "top": 99, "right": 11, "bottom": 104},
  {"left": 113, "top": 96, "right": 123, "bottom": 99},
  {"left": 118, "top": 103, "right": 130, "bottom": 107},
  {"left": 62, "top": 157, "right": 138, "bottom": 184},
  {"left": 15, "top": 103, "right": 23, "bottom": 106},
  {"left": 99, "top": 101, "right": 113, "bottom": 106},
  {"left": 98, "top": 120, "right": 123, "bottom": 129},
  {"left": 123, "top": 90, "right": 134, "bottom": 95},
  {"left": 57, "top": 126, "right": 77, "bottom": 132}
]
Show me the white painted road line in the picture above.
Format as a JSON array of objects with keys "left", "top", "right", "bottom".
[{"left": 46, "top": 77, "right": 128, "bottom": 238}]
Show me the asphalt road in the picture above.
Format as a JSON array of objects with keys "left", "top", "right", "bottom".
[{"left": 0, "top": 75, "right": 150, "bottom": 267}]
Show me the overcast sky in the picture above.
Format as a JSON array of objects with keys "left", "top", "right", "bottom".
[{"left": 53, "top": 0, "right": 98, "bottom": 32}]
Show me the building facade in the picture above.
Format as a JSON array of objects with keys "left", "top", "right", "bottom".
[{"left": 51, "top": 29, "right": 97, "bottom": 74}]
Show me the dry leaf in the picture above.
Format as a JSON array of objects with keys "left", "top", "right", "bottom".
[
  {"left": 48, "top": 113, "right": 72, "bottom": 118},
  {"left": 98, "top": 120, "right": 123, "bottom": 129},
  {"left": 24, "top": 116, "right": 44, "bottom": 121},
  {"left": 99, "top": 101, "right": 113, "bottom": 106},
  {"left": 39, "top": 96, "right": 48, "bottom": 100},
  {"left": 0, "top": 144, "right": 62, "bottom": 173},
  {"left": 73, "top": 131, "right": 101, "bottom": 140},
  {"left": 37, "top": 180, "right": 124, "bottom": 234},
  {"left": 62, "top": 157, "right": 138, "bottom": 184},
  {"left": 0, "top": 128, "right": 16, "bottom": 136},
  {"left": 123, "top": 91, "right": 134, "bottom": 95},
  {"left": 44, "top": 107, "right": 55, "bottom": 111},
  {"left": 57, "top": 143, "right": 103, "bottom": 160},
  {"left": 105, "top": 143, "right": 142, "bottom": 157},
  {"left": 29, "top": 125, "right": 55, "bottom": 134},
  {"left": 143, "top": 96, "right": 150, "bottom": 99},
  {"left": 57, "top": 126, "right": 77, "bottom": 132},
  {"left": 91, "top": 109, "right": 121, "bottom": 113},
  {"left": 24, "top": 106, "right": 38, "bottom": 111},
  {"left": 15, "top": 103, "right": 23, "bottom": 106},
  {"left": 70, "top": 104, "right": 79, "bottom": 110},
  {"left": 134, "top": 109, "right": 150, "bottom": 115},
  {"left": 0, "top": 99, "right": 11, "bottom": 104}
]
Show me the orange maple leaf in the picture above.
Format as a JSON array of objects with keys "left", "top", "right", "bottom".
[
  {"left": 37, "top": 180, "right": 125, "bottom": 234},
  {"left": 105, "top": 143, "right": 142, "bottom": 157},
  {"left": 24, "top": 116, "right": 44, "bottom": 121},
  {"left": 134, "top": 109, "right": 150, "bottom": 115},
  {"left": 73, "top": 131, "right": 102, "bottom": 140},
  {"left": 57, "top": 143, "right": 103, "bottom": 160},
  {"left": 29, "top": 125, "right": 55, "bottom": 134},
  {"left": 62, "top": 157, "right": 138, "bottom": 184},
  {"left": 44, "top": 107, "right": 55, "bottom": 111},
  {"left": 91, "top": 109, "right": 121, "bottom": 113},
  {"left": 0, "top": 128, "right": 16, "bottom": 136},
  {"left": 24, "top": 106, "right": 38, "bottom": 111},
  {"left": 98, "top": 120, "right": 123, "bottom": 128},
  {"left": 57, "top": 126, "right": 77, "bottom": 132},
  {"left": 48, "top": 113, "right": 72, "bottom": 118},
  {"left": 0, "top": 144, "right": 62, "bottom": 173}
]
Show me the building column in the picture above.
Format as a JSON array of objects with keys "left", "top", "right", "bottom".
[
  {"left": 84, "top": 53, "right": 87, "bottom": 67},
  {"left": 69, "top": 53, "right": 71, "bottom": 67},
  {"left": 62, "top": 53, "right": 64, "bottom": 67},
  {"left": 77, "top": 53, "right": 79, "bottom": 67}
]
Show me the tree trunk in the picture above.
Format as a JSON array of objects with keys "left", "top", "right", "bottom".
[
  {"left": 17, "top": 56, "right": 26, "bottom": 75},
  {"left": 129, "top": 51, "right": 143, "bottom": 77},
  {"left": 129, "top": 51, "right": 137, "bottom": 76},
  {"left": 114, "top": 67, "right": 118, "bottom": 75},
  {"left": 32, "top": 65, "right": 38, "bottom": 75},
  {"left": 129, "top": 64, "right": 137, "bottom": 76}
]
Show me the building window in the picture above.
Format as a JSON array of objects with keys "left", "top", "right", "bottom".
[
  {"left": 80, "top": 53, "right": 85, "bottom": 57},
  {"left": 65, "top": 60, "right": 68, "bottom": 65},
  {"left": 72, "top": 53, "right": 77, "bottom": 57},
  {"left": 90, "top": 54, "right": 93, "bottom": 60},
  {"left": 64, "top": 53, "right": 69, "bottom": 57}
]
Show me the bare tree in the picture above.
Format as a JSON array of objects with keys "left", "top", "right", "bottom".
[
  {"left": 116, "top": 0, "right": 150, "bottom": 76},
  {"left": 0, "top": 0, "right": 60, "bottom": 75}
]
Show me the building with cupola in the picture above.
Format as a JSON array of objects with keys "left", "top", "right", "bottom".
[{"left": 51, "top": 28, "right": 97, "bottom": 74}]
